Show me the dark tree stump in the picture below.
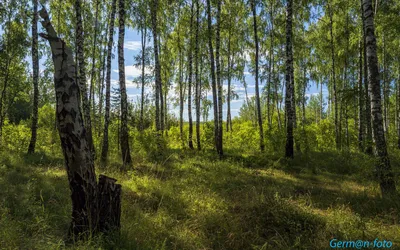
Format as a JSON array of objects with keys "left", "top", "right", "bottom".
[{"left": 97, "top": 174, "right": 122, "bottom": 233}]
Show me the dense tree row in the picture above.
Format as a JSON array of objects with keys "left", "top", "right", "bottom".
[{"left": 1, "top": 0, "right": 400, "bottom": 238}]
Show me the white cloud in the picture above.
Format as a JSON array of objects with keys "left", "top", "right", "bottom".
[
  {"left": 305, "top": 92, "right": 320, "bottom": 98},
  {"left": 124, "top": 41, "right": 142, "bottom": 50},
  {"left": 113, "top": 65, "right": 153, "bottom": 78},
  {"left": 231, "top": 99, "right": 243, "bottom": 103}
]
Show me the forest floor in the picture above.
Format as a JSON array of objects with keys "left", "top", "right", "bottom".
[{"left": 1, "top": 149, "right": 400, "bottom": 249}]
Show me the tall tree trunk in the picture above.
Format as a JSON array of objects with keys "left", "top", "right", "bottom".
[
  {"left": 176, "top": 3, "right": 184, "bottom": 146},
  {"left": 285, "top": 0, "right": 294, "bottom": 158},
  {"left": 382, "top": 34, "right": 388, "bottom": 135},
  {"left": 101, "top": 0, "right": 117, "bottom": 165},
  {"left": 344, "top": 12, "right": 350, "bottom": 149},
  {"left": 187, "top": 1, "right": 194, "bottom": 149},
  {"left": 252, "top": 0, "right": 265, "bottom": 152},
  {"left": 319, "top": 80, "right": 323, "bottom": 122},
  {"left": 139, "top": 25, "right": 147, "bottom": 131},
  {"left": 226, "top": 32, "right": 232, "bottom": 133},
  {"left": 151, "top": 0, "right": 162, "bottom": 132},
  {"left": 76, "top": 0, "right": 95, "bottom": 158},
  {"left": 267, "top": 0, "right": 274, "bottom": 130},
  {"left": 89, "top": 0, "right": 100, "bottom": 116},
  {"left": 216, "top": 0, "right": 223, "bottom": 156},
  {"left": 328, "top": 2, "right": 339, "bottom": 150},
  {"left": 28, "top": 0, "right": 39, "bottom": 154},
  {"left": 118, "top": 0, "right": 132, "bottom": 165},
  {"left": 98, "top": 23, "right": 109, "bottom": 136},
  {"left": 362, "top": 0, "right": 396, "bottom": 196},
  {"left": 39, "top": 7, "right": 121, "bottom": 238},
  {"left": 195, "top": 0, "right": 201, "bottom": 150},
  {"left": 206, "top": 0, "right": 219, "bottom": 154},
  {"left": 358, "top": 38, "right": 364, "bottom": 151},
  {"left": 362, "top": 0, "right": 373, "bottom": 155}
]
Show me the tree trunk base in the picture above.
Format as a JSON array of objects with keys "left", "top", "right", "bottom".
[{"left": 98, "top": 174, "right": 122, "bottom": 233}]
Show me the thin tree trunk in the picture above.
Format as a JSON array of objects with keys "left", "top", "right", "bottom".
[
  {"left": 285, "top": 0, "right": 294, "bottom": 158},
  {"left": 28, "top": 0, "right": 39, "bottom": 154},
  {"left": 76, "top": 0, "right": 95, "bottom": 158},
  {"left": 139, "top": 25, "right": 147, "bottom": 131},
  {"left": 344, "top": 12, "right": 350, "bottom": 149},
  {"left": 358, "top": 38, "right": 364, "bottom": 151},
  {"left": 216, "top": 0, "right": 223, "bottom": 156},
  {"left": 226, "top": 31, "right": 232, "bottom": 133},
  {"left": 328, "top": 2, "right": 339, "bottom": 150},
  {"left": 382, "top": 34, "right": 388, "bottom": 135},
  {"left": 100, "top": 0, "right": 117, "bottom": 165},
  {"left": 362, "top": 0, "right": 396, "bottom": 196},
  {"left": 206, "top": 0, "right": 219, "bottom": 154},
  {"left": 195, "top": 0, "right": 201, "bottom": 150},
  {"left": 89, "top": 0, "right": 100, "bottom": 117},
  {"left": 118, "top": 0, "right": 131, "bottom": 165},
  {"left": 98, "top": 23, "right": 109, "bottom": 136},
  {"left": 177, "top": 3, "right": 184, "bottom": 146},
  {"left": 362, "top": 0, "right": 373, "bottom": 155},
  {"left": 267, "top": 0, "right": 274, "bottom": 130},
  {"left": 151, "top": 0, "right": 162, "bottom": 133},
  {"left": 187, "top": 1, "right": 194, "bottom": 149},
  {"left": 252, "top": 0, "right": 265, "bottom": 152}
]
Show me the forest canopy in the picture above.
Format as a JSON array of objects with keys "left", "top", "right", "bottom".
[{"left": 1, "top": 0, "right": 400, "bottom": 249}]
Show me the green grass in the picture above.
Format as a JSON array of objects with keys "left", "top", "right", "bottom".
[{"left": 1, "top": 149, "right": 400, "bottom": 249}]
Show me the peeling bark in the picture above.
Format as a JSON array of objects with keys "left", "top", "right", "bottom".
[
  {"left": 285, "top": 0, "right": 294, "bottom": 158},
  {"left": 39, "top": 7, "right": 121, "bottom": 238},
  {"left": 362, "top": 0, "right": 396, "bottom": 196}
]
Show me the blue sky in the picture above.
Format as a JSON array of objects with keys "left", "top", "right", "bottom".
[
  {"left": 114, "top": 27, "right": 328, "bottom": 121},
  {"left": 2, "top": 24, "right": 328, "bottom": 121}
]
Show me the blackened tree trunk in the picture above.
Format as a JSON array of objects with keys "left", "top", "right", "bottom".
[
  {"left": 39, "top": 7, "right": 121, "bottom": 238},
  {"left": 251, "top": 0, "right": 264, "bottom": 152},
  {"left": 195, "top": 0, "right": 201, "bottom": 150},
  {"left": 101, "top": 0, "right": 117, "bottom": 165},
  {"left": 216, "top": 0, "right": 223, "bottom": 156},
  {"left": 206, "top": 0, "right": 219, "bottom": 154},
  {"left": 118, "top": 0, "right": 132, "bottom": 165},
  {"left": 362, "top": 0, "right": 396, "bottom": 196},
  {"left": 285, "top": 0, "right": 294, "bottom": 158},
  {"left": 28, "top": 0, "right": 39, "bottom": 154},
  {"left": 75, "top": 0, "right": 95, "bottom": 158}
]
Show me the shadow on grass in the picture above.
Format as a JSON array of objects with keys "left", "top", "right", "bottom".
[{"left": 0, "top": 153, "right": 70, "bottom": 249}]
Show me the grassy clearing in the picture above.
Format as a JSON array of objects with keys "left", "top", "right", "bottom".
[{"left": 1, "top": 149, "right": 399, "bottom": 249}]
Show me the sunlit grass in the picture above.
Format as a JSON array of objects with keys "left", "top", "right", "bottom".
[{"left": 1, "top": 148, "right": 399, "bottom": 249}]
